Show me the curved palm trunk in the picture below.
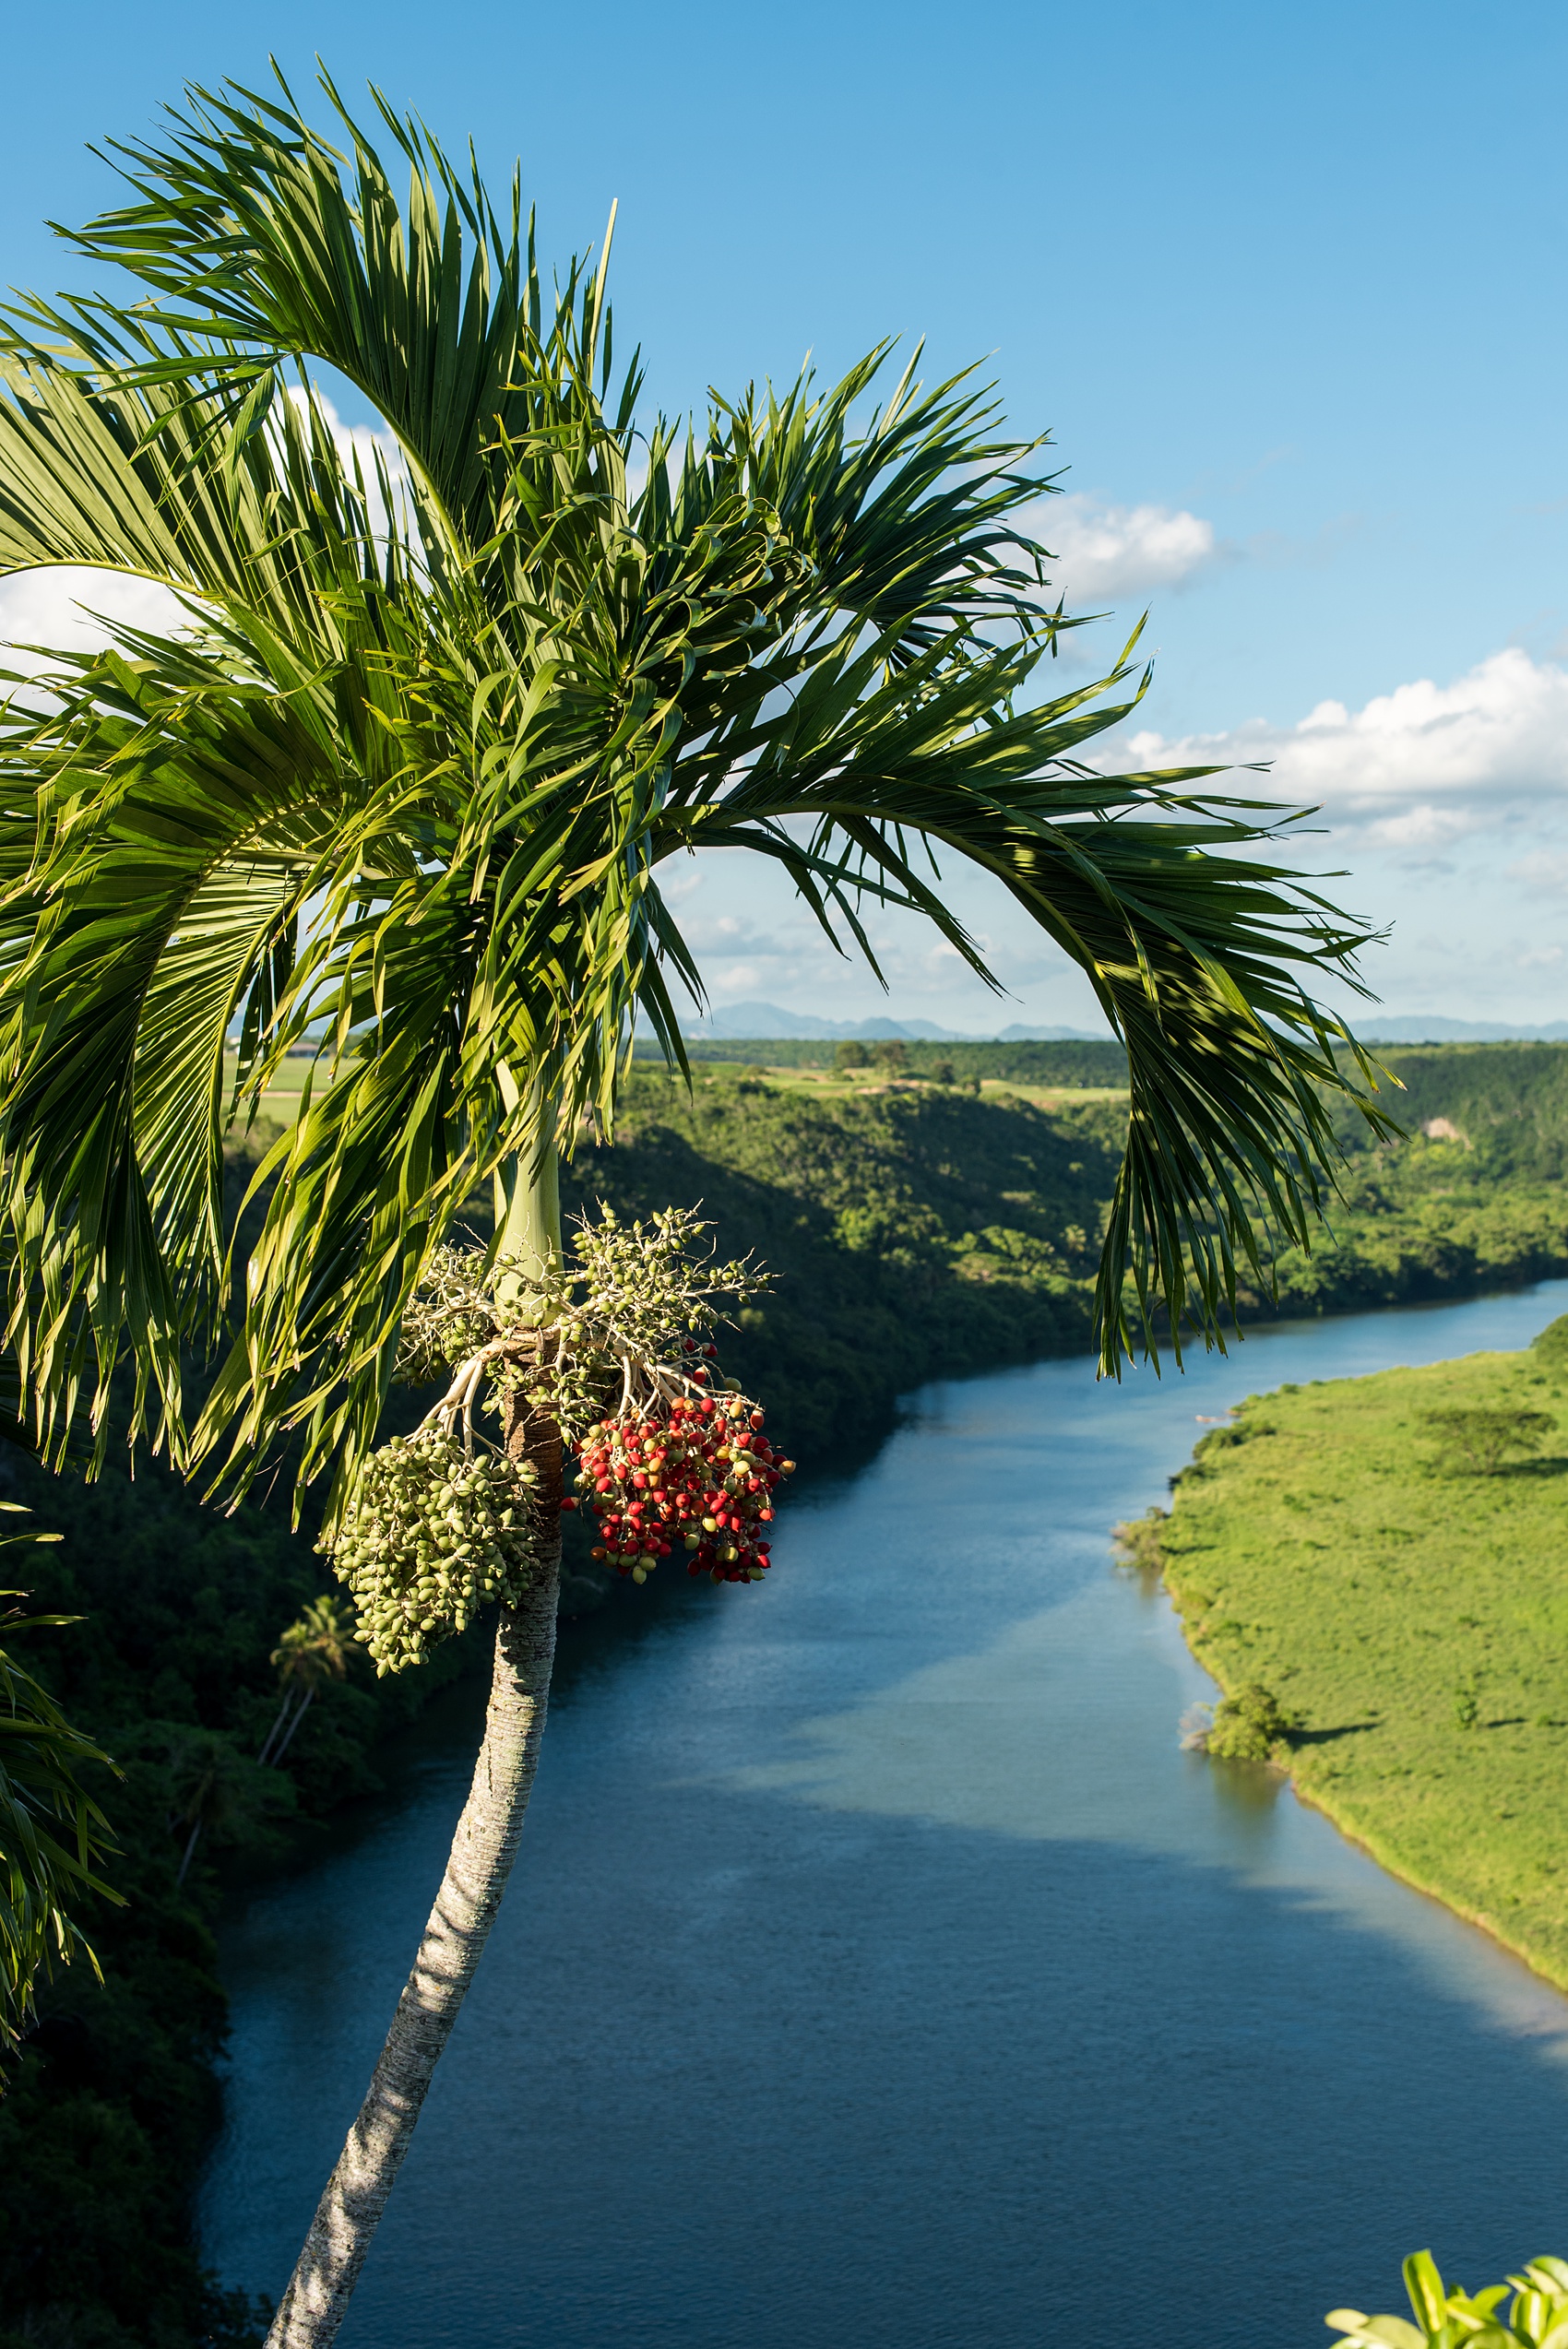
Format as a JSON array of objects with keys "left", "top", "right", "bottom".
[
  {"left": 174, "top": 1811, "right": 204, "bottom": 1889},
  {"left": 256, "top": 1691, "right": 302, "bottom": 1768},
  {"left": 264, "top": 1141, "right": 563, "bottom": 2349},
  {"left": 267, "top": 1691, "right": 312, "bottom": 1766}
]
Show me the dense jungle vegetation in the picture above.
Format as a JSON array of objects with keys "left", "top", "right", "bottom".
[{"left": 7, "top": 1042, "right": 1568, "bottom": 2346}]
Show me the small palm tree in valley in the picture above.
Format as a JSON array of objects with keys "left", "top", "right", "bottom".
[
  {"left": 0, "top": 72, "right": 1394, "bottom": 2343},
  {"left": 258, "top": 1595, "right": 355, "bottom": 1766}
]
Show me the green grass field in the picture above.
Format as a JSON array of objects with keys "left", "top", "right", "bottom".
[
  {"left": 1156, "top": 1323, "right": 1568, "bottom": 1987},
  {"left": 225, "top": 1050, "right": 1127, "bottom": 1124}
]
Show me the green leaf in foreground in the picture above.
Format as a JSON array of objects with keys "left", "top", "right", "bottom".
[
  {"left": 0, "top": 1510, "right": 121, "bottom": 2066},
  {"left": 1328, "top": 2248, "right": 1568, "bottom": 2349}
]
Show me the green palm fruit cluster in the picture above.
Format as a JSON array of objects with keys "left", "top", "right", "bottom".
[
  {"left": 393, "top": 1244, "right": 502, "bottom": 1387},
  {"left": 324, "top": 1430, "right": 539, "bottom": 1675}
]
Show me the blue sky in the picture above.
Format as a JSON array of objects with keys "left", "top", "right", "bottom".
[{"left": 4, "top": 0, "right": 1566, "bottom": 1033}]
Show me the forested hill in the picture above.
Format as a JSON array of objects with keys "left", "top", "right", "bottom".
[
  {"left": 564, "top": 1073, "right": 1123, "bottom": 1454},
  {"left": 643, "top": 1036, "right": 1132, "bottom": 1084},
  {"left": 1334, "top": 1041, "right": 1568, "bottom": 1176},
  {"left": 574, "top": 1049, "right": 1568, "bottom": 1453}
]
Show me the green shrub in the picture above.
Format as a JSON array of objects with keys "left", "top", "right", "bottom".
[
  {"left": 1420, "top": 1405, "right": 1556, "bottom": 1474},
  {"left": 1111, "top": 1508, "right": 1168, "bottom": 1572},
  {"left": 1203, "top": 1681, "right": 1295, "bottom": 1761}
]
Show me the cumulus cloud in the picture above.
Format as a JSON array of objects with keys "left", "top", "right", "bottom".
[
  {"left": 0, "top": 388, "right": 407, "bottom": 676},
  {"left": 1039, "top": 493, "right": 1217, "bottom": 604},
  {"left": 0, "top": 568, "right": 186, "bottom": 665},
  {"left": 1121, "top": 647, "right": 1568, "bottom": 834}
]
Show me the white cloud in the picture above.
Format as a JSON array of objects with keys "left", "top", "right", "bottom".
[
  {"left": 0, "top": 567, "right": 185, "bottom": 665},
  {"left": 1122, "top": 647, "right": 1568, "bottom": 830},
  {"left": 1039, "top": 493, "right": 1217, "bottom": 604},
  {"left": 1511, "top": 850, "right": 1568, "bottom": 895},
  {"left": 1362, "top": 805, "right": 1486, "bottom": 850},
  {"left": 0, "top": 388, "right": 409, "bottom": 677}
]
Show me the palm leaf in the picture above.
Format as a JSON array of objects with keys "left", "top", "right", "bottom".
[
  {"left": 0, "top": 1529, "right": 122, "bottom": 2060},
  {"left": 0, "top": 68, "right": 1396, "bottom": 1502}
]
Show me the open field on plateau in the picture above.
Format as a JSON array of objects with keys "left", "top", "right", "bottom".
[
  {"left": 1155, "top": 1318, "right": 1568, "bottom": 1987},
  {"left": 226, "top": 1047, "right": 1128, "bottom": 1124}
]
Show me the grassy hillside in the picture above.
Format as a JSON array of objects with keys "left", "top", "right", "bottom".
[
  {"left": 1149, "top": 1318, "right": 1568, "bottom": 1987},
  {"left": 634, "top": 1036, "right": 1132, "bottom": 1085}
]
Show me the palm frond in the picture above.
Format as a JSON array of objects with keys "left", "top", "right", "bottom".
[
  {"left": 0, "top": 69, "right": 1396, "bottom": 1503},
  {"left": 25, "top": 66, "right": 636, "bottom": 560},
  {"left": 0, "top": 1525, "right": 122, "bottom": 2063}
]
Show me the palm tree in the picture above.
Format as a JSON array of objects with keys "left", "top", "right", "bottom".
[
  {"left": 167, "top": 1723, "right": 261, "bottom": 1888},
  {"left": 0, "top": 70, "right": 1395, "bottom": 2342},
  {"left": 0, "top": 1512, "right": 120, "bottom": 2062},
  {"left": 258, "top": 1595, "right": 355, "bottom": 1767},
  {"left": 159, "top": 1714, "right": 298, "bottom": 1889}
]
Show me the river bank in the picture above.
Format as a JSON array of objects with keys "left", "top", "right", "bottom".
[{"left": 1150, "top": 1314, "right": 1568, "bottom": 1994}]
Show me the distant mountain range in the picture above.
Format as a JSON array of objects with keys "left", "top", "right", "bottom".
[
  {"left": 1356, "top": 1016, "right": 1568, "bottom": 1043},
  {"left": 665, "top": 1001, "right": 1113, "bottom": 1043},
  {"left": 652, "top": 1001, "right": 1568, "bottom": 1046}
]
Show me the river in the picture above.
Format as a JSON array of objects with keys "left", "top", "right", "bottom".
[{"left": 202, "top": 1283, "right": 1568, "bottom": 2347}]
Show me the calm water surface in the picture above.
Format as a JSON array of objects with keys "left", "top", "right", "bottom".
[{"left": 203, "top": 1287, "right": 1568, "bottom": 2346}]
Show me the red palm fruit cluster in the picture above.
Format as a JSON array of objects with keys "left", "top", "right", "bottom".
[{"left": 576, "top": 1392, "right": 794, "bottom": 1585}]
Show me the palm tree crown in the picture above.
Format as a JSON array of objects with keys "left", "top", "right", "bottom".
[{"left": 0, "top": 67, "right": 1392, "bottom": 1514}]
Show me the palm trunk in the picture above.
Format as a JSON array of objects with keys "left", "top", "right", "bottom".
[
  {"left": 269, "top": 1686, "right": 314, "bottom": 1764},
  {"left": 258, "top": 1689, "right": 303, "bottom": 1767},
  {"left": 263, "top": 1133, "right": 563, "bottom": 2349},
  {"left": 174, "top": 1812, "right": 203, "bottom": 1889}
]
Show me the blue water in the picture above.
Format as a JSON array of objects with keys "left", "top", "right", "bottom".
[{"left": 202, "top": 1285, "right": 1568, "bottom": 2346}]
